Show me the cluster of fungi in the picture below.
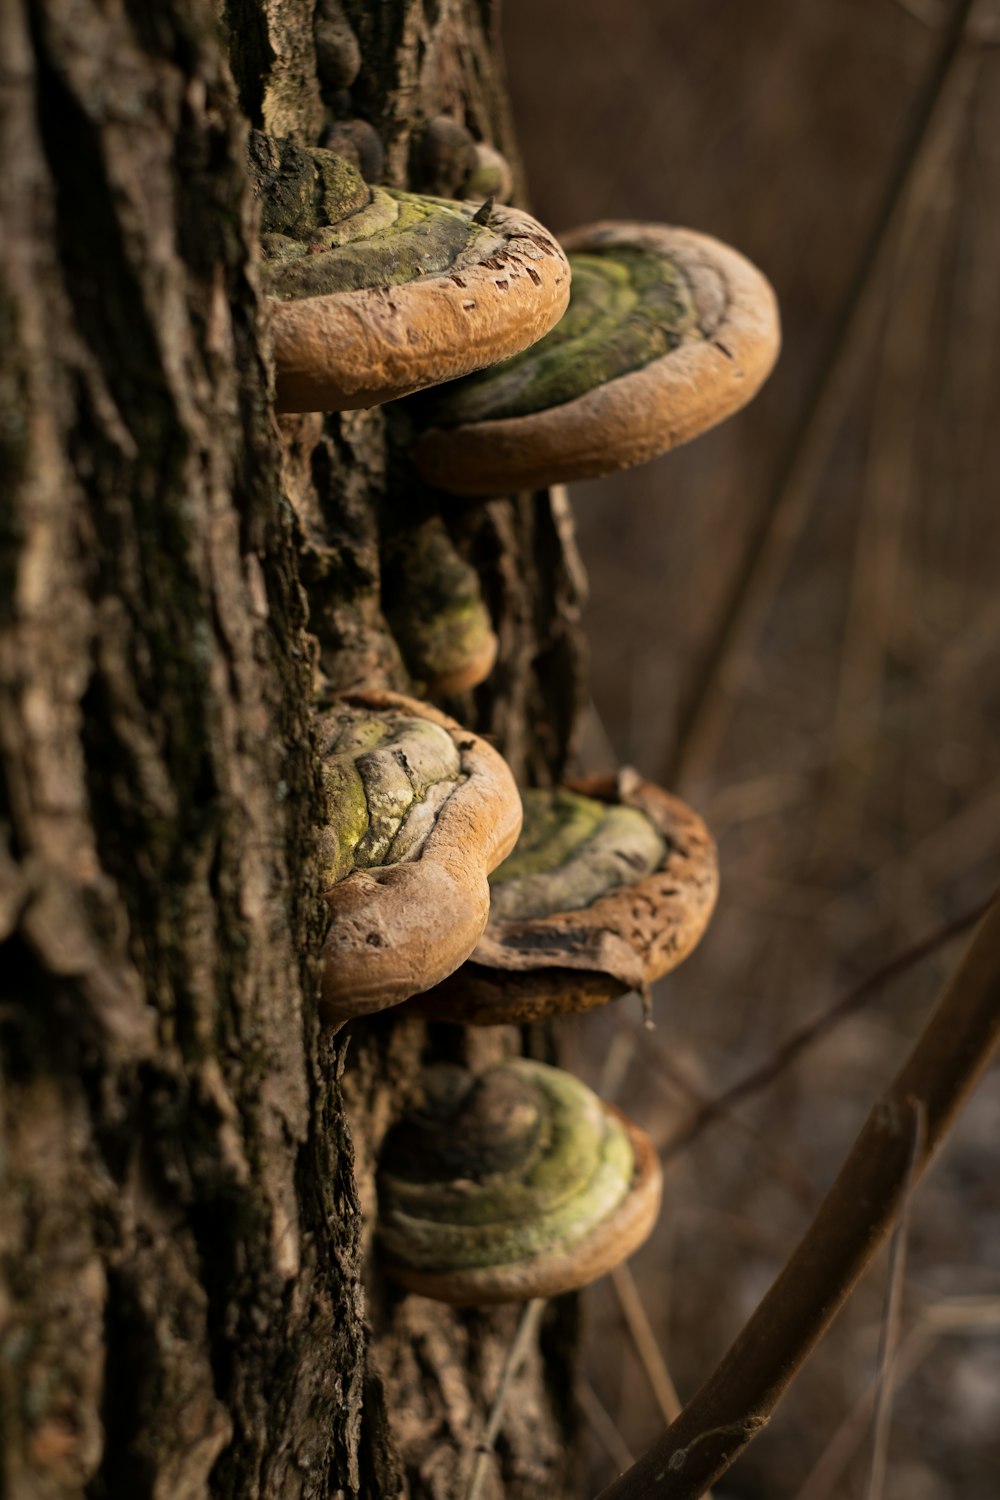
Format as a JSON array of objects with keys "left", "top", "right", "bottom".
[{"left": 258, "top": 108, "right": 779, "bottom": 1304}]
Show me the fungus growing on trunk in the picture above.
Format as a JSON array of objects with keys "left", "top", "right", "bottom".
[
  {"left": 408, "top": 221, "right": 780, "bottom": 493},
  {"left": 377, "top": 1059, "right": 662, "bottom": 1304},
  {"left": 318, "top": 691, "right": 521, "bottom": 1026},
  {"left": 381, "top": 509, "right": 497, "bottom": 698},
  {"left": 249, "top": 134, "right": 570, "bottom": 413},
  {"left": 411, "top": 769, "right": 718, "bottom": 1024}
]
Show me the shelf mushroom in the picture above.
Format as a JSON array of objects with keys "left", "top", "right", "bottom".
[
  {"left": 377, "top": 1059, "right": 662, "bottom": 1304},
  {"left": 408, "top": 221, "right": 780, "bottom": 494},
  {"left": 318, "top": 691, "right": 521, "bottom": 1026},
  {"left": 410, "top": 769, "right": 718, "bottom": 1025},
  {"left": 381, "top": 510, "right": 497, "bottom": 697},
  {"left": 249, "top": 133, "right": 571, "bottom": 413}
]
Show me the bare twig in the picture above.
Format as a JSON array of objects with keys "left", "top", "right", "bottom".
[
  {"left": 579, "top": 1377, "right": 637, "bottom": 1474},
  {"left": 466, "top": 1298, "right": 546, "bottom": 1500},
  {"left": 660, "top": 893, "right": 992, "bottom": 1160},
  {"left": 667, "top": 0, "right": 978, "bottom": 789},
  {"left": 892, "top": 0, "right": 948, "bottom": 26},
  {"left": 818, "top": 54, "right": 971, "bottom": 859},
  {"left": 892, "top": 0, "right": 1000, "bottom": 43},
  {"left": 594, "top": 898, "right": 1000, "bottom": 1500},
  {"left": 626, "top": 1017, "right": 817, "bottom": 1208},
  {"left": 598, "top": 1027, "right": 639, "bottom": 1105},
  {"left": 864, "top": 1101, "right": 925, "bottom": 1500},
  {"left": 793, "top": 1326, "right": 934, "bottom": 1500},
  {"left": 611, "top": 1263, "right": 683, "bottom": 1427},
  {"left": 608, "top": 1266, "right": 721, "bottom": 1497},
  {"left": 922, "top": 1295, "right": 1000, "bottom": 1331},
  {"left": 795, "top": 1291, "right": 1000, "bottom": 1500}
]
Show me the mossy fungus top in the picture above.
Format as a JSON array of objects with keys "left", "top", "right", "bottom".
[
  {"left": 250, "top": 134, "right": 570, "bottom": 413},
  {"left": 489, "top": 786, "right": 667, "bottom": 921},
  {"left": 411, "top": 770, "right": 718, "bottom": 1025},
  {"left": 318, "top": 691, "right": 521, "bottom": 1025},
  {"left": 410, "top": 221, "right": 780, "bottom": 493},
  {"left": 378, "top": 1059, "right": 661, "bottom": 1304},
  {"left": 415, "top": 246, "right": 699, "bottom": 428}
]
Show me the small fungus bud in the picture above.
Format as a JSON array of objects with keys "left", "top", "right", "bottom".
[
  {"left": 464, "top": 142, "right": 514, "bottom": 203},
  {"left": 322, "top": 118, "right": 385, "bottom": 183},
  {"left": 412, "top": 115, "right": 477, "bottom": 197},
  {"left": 314, "top": 0, "right": 361, "bottom": 91}
]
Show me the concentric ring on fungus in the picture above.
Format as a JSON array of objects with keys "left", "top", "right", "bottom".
[
  {"left": 410, "top": 768, "right": 718, "bottom": 1025},
  {"left": 377, "top": 1059, "right": 662, "bottom": 1304},
  {"left": 317, "top": 690, "right": 521, "bottom": 1026},
  {"left": 253, "top": 135, "right": 571, "bottom": 413},
  {"left": 409, "top": 220, "right": 780, "bottom": 493}
]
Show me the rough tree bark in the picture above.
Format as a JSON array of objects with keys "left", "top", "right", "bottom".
[{"left": 0, "top": 2, "right": 587, "bottom": 1499}]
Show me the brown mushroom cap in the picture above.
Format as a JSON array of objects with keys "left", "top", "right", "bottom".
[
  {"left": 267, "top": 195, "right": 571, "bottom": 414},
  {"left": 411, "top": 768, "right": 718, "bottom": 1025},
  {"left": 410, "top": 221, "right": 780, "bottom": 494},
  {"left": 378, "top": 1060, "right": 662, "bottom": 1305},
  {"left": 386, "top": 1110, "right": 660, "bottom": 1305},
  {"left": 318, "top": 690, "right": 522, "bottom": 1025}
]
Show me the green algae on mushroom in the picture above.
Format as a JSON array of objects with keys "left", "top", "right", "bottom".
[
  {"left": 378, "top": 1058, "right": 662, "bottom": 1304},
  {"left": 318, "top": 707, "right": 462, "bottom": 880},
  {"left": 489, "top": 787, "right": 666, "bottom": 920},
  {"left": 410, "top": 769, "right": 719, "bottom": 1026},
  {"left": 317, "top": 691, "right": 521, "bottom": 1026},
  {"left": 415, "top": 248, "right": 699, "bottom": 427},
  {"left": 381, "top": 509, "right": 497, "bottom": 698},
  {"left": 408, "top": 221, "right": 780, "bottom": 494},
  {"left": 249, "top": 133, "right": 571, "bottom": 413}
]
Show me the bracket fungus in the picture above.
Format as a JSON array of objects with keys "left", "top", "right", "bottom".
[
  {"left": 377, "top": 1059, "right": 661, "bottom": 1304},
  {"left": 250, "top": 134, "right": 570, "bottom": 414},
  {"left": 409, "top": 221, "right": 780, "bottom": 494},
  {"left": 381, "top": 510, "right": 497, "bottom": 698},
  {"left": 318, "top": 691, "right": 521, "bottom": 1026},
  {"left": 412, "top": 769, "right": 718, "bottom": 1025}
]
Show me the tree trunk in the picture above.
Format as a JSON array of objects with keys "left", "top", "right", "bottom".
[{"left": 0, "top": 3, "right": 586, "bottom": 1499}]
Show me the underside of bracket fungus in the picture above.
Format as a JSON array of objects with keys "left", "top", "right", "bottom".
[
  {"left": 377, "top": 1059, "right": 662, "bottom": 1304},
  {"left": 411, "top": 768, "right": 718, "bottom": 1025},
  {"left": 249, "top": 133, "right": 570, "bottom": 413},
  {"left": 317, "top": 691, "right": 521, "bottom": 1026},
  {"left": 381, "top": 510, "right": 497, "bottom": 697},
  {"left": 409, "top": 220, "right": 780, "bottom": 494}
]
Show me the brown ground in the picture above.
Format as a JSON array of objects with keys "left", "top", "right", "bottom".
[{"left": 503, "top": 1, "right": 1000, "bottom": 1495}]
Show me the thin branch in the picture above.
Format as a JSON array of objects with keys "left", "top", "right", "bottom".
[
  {"left": 794, "top": 1291, "right": 1000, "bottom": 1500},
  {"left": 892, "top": 0, "right": 948, "bottom": 26},
  {"left": 660, "top": 894, "right": 992, "bottom": 1161},
  {"left": 627, "top": 1016, "right": 818, "bottom": 1209},
  {"left": 611, "top": 1264, "right": 683, "bottom": 1427},
  {"left": 579, "top": 1378, "right": 637, "bottom": 1474},
  {"left": 667, "top": 0, "right": 978, "bottom": 788},
  {"left": 466, "top": 1298, "right": 546, "bottom": 1500},
  {"left": 864, "top": 1101, "right": 925, "bottom": 1500},
  {"left": 594, "top": 897, "right": 1000, "bottom": 1500},
  {"left": 793, "top": 1326, "right": 934, "bottom": 1500}
]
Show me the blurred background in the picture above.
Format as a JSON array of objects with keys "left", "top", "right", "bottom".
[{"left": 503, "top": 0, "right": 1000, "bottom": 1495}]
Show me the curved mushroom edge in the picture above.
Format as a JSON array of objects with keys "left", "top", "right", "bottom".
[
  {"left": 410, "top": 768, "right": 719, "bottom": 1025},
  {"left": 317, "top": 690, "right": 521, "bottom": 1026},
  {"left": 377, "top": 1059, "right": 662, "bottom": 1304},
  {"left": 252, "top": 136, "right": 571, "bottom": 413},
  {"left": 408, "top": 220, "right": 780, "bottom": 493}
]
